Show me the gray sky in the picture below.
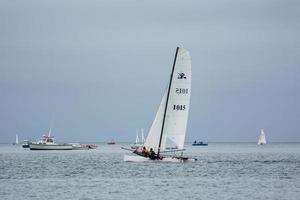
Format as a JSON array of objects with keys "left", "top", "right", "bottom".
[{"left": 0, "top": 0, "right": 299, "bottom": 143}]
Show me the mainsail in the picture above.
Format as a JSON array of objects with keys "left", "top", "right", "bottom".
[
  {"left": 258, "top": 129, "right": 267, "bottom": 145},
  {"left": 144, "top": 47, "right": 191, "bottom": 154}
]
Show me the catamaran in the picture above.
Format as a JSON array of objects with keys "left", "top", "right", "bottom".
[
  {"left": 123, "top": 47, "right": 196, "bottom": 162},
  {"left": 258, "top": 129, "right": 267, "bottom": 145}
]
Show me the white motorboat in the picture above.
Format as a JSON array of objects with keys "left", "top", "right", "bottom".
[
  {"left": 29, "top": 128, "right": 72, "bottom": 150},
  {"left": 22, "top": 139, "right": 32, "bottom": 148}
]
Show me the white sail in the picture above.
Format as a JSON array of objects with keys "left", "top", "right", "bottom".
[
  {"left": 48, "top": 128, "right": 52, "bottom": 137},
  {"left": 141, "top": 128, "right": 145, "bottom": 143},
  {"left": 16, "top": 134, "right": 19, "bottom": 144},
  {"left": 144, "top": 91, "right": 167, "bottom": 153},
  {"left": 144, "top": 47, "right": 191, "bottom": 153},
  {"left": 258, "top": 129, "right": 267, "bottom": 145},
  {"left": 161, "top": 48, "right": 191, "bottom": 151}
]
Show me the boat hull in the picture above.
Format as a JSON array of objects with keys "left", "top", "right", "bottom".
[
  {"left": 22, "top": 144, "right": 30, "bottom": 148},
  {"left": 124, "top": 155, "right": 196, "bottom": 163},
  {"left": 29, "top": 143, "right": 73, "bottom": 150},
  {"left": 71, "top": 144, "right": 97, "bottom": 150},
  {"left": 131, "top": 144, "right": 143, "bottom": 149}
]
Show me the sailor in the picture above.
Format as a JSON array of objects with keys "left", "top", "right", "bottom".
[
  {"left": 142, "top": 146, "right": 149, "bottom": 157},
  {"left": 133, "top": 146, "right": 144, "bottom": 156},
  {"left": 149, "top": 148, "right": 158, "bottom": 160}
]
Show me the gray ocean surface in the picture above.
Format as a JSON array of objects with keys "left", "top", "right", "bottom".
[{"left": 0, "top": 143, "right": 299, "bottom": 200}]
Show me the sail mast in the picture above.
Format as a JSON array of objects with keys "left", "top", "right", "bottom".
[{"left": 157, "top": 47, "right": 179, "bottom": 156}]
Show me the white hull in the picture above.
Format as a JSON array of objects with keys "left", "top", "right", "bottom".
[
  {"left": 124, "top": 155, "right": 196, "bottom": 163},
  {"left": 131, "top": 144, "right": 142, "bottom": 149},
  {"left": 30, "top": 143, "right": 73, "bottom": 150},
  {"left": 124, "top": 155, "right": 150, "bottom": 162}
]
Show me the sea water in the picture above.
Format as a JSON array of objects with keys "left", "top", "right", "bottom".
[{"left": 0, "top": 143, "right": 299, "bottom": 200}]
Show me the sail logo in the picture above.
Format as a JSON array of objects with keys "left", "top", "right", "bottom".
[{"left": 177, "top": 72, "right": 187, "bottom": 79}]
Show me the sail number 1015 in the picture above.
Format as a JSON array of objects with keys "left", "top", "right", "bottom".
[{"left": 173, "top": 105, "right": 186, "bottom": 111}]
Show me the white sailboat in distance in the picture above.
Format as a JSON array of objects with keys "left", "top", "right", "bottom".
[
  {"left": 141, "top": 128, "right": 145, "bottom": 144},
  {"left": 13, "top": 134, "right": 19, "bottom": 145},
  {"left": 131, "top": 128, "right": 145, "bottom": 149},
  {"left": 258, "top": 129, "right": 267, "bottom": 145},
  {"left": 135, "top": 129, "right": 140, "bottom": 144},
  {"left": 123, "top": 47, "right": 196, "bottom": 162}
]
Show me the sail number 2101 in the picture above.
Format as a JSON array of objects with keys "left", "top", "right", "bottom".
[{"left": 175, "top": 88, "right": 188, "bottom": 94}]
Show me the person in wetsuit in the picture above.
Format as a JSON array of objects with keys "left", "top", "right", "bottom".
[{"left": 149, "top": 148, "right": 158, "bottom": 160}]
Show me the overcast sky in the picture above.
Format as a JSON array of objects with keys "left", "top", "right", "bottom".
[{"left": 0, "top": 0, "right": 299, "bottom": 143}]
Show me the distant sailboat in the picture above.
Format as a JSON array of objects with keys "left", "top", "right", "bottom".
[
  {"left": 258, "top": 129, "right": 267, "bottom": 145},
  {"left": 123, "top": 47, "right": 196, "bottom": 162},
  {"left": 13, "top": 134, "right": 19, "bottom": 145},
  {"left": 131, "top": 128, "right": 145, "bottom": 149},
  {"left": 141, "top": 128, "right": 145, "bottom": 144},
  {"left": 135, "top": 129, "right": 140, "bottom": 144}
]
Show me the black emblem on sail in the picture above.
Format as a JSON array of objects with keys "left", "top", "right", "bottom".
[{"left": 177, "top": 72, "right": 187, "bottom": 79}]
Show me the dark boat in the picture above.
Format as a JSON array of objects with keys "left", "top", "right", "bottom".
[
  {"left": 192, "top": 141, "right": 208, "bottom": 146},
  {"left": 107, "top": 140, "right": 116, "bottom": 145}
]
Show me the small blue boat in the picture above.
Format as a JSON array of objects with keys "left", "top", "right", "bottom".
[{"left": 192, "top": 141, "right": 208, "bottom": 146}]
